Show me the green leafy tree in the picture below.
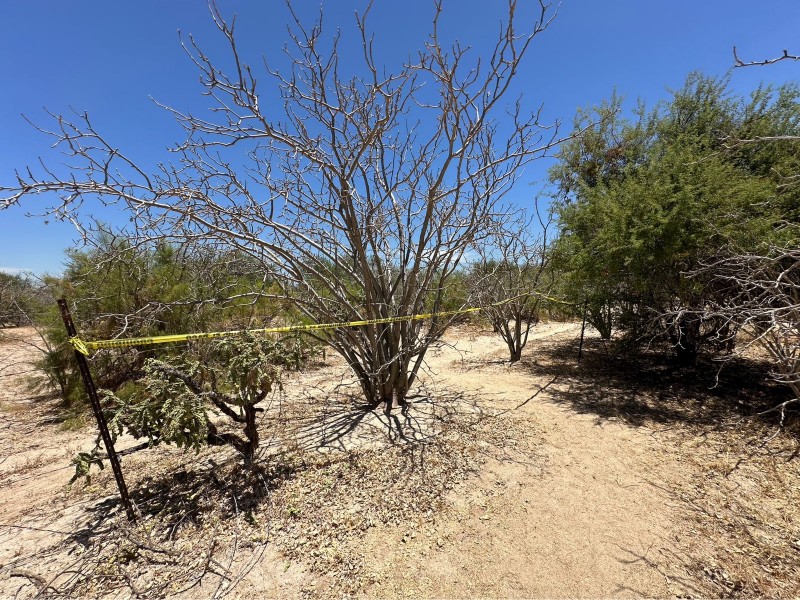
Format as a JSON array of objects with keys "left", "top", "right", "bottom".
[
  {"left": 34, "top": 237, "right": 289, "bottom": 411},
  {"left": 551, "top": 74, "right": 797, "bottom": 364},
  {"left": 0, "top": 271, "right": 47, "bottom": 328}
]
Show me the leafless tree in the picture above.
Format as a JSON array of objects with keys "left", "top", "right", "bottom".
[
  {"left": 469, "top": 206, "right": 553, "bottom": 362},
  {"left": 1, "top": 1, "right": 564, "bottom": 411},
  {"left": 717, "top": 52, "right": 799, "bottom": 417},
  {"left": 696, "top": 238, "right": 800, "bottom": 420}
]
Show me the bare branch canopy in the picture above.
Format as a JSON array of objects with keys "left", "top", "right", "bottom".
[{"left": 1, "top": 0, "right": 565, "bottom": 409}]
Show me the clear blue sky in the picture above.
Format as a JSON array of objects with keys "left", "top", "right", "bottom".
[{"left": 1, "top": 1, "right": 798, "bottom": 275}]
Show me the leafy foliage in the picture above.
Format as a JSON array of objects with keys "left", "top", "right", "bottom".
[
  {"left": 106, "top": 366, "right": 210, "bottom": 452},
  {"left": 70, "top": 447, "right": 105, "bottom": 484},
  {"left": 551, "top": 74, "right": 800, "bottom": 362},
  {"left": 0, "top": 272, "right": 48, "bottom": 328},
  {"left": 74, "top": 333, "right": 291, "bottom": 482},
  {"left": 32, "top": 237, "right": 297, "bottom": 412}
]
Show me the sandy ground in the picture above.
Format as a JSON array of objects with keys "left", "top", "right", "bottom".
[
  {"left": 0, "top": 323, "right": 796, "bottom": 598},
  {"left": 360, "top": 323, "right": 693, "bottom": 598},
  {"left": 0, "top": 329, "right": 93, "bottom": 539},
  {"left": 0, "top": 328, "right": 307, "bottom": 599},
  {"left": 0, "top": 329, "right": 118, "bottom": 595}
]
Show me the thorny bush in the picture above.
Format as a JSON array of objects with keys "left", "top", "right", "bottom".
[{"left": 73, "top": 333, "right": 305, "bottom": 481}]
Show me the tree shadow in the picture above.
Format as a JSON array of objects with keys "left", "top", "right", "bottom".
[
  {"left": 72, "top": 387, "right": 482, "bottom": 539},
  {"left": 275, "top": 388, "right": 469, "bottom": 452},
  {"left": 68, "top": 461, "right": 285, "bottom": 543},
  {"left": 19, "top": 378, "right": 532, "bottom": 598},
  {"left": 611, "top": 543, "right": 704, "bottom": 598},
  {"left": 524, "top": 337, "right": 796, "bottom": 431}
]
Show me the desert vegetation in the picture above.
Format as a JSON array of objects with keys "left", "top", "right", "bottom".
[{"left": 0, "top": 1, "right": 798, "bottom": 598}]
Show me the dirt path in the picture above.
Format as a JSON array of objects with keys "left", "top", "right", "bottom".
[
  {"left": 0, "top": 323, "right": 725, "bottom": 597},
  {"left": 363, "top": 323, "right": 694, "bottom": 597},
  {"left": 0, "top": 329, "right": 86, "bottom": 520},
  {"left": 0, "top": 329, "right": 106, "bottom": 588}
]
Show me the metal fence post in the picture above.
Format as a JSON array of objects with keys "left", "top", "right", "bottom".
[{"left": 57, "top": 299, "right": 136, "bottom": 521}]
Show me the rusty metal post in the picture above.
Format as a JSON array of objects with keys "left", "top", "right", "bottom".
[
  {"left": 577, "top": 299, "right": 588, "bottom": 364},
  {"left": 58, "top": 299, "right": 136, "bottom": 521}
]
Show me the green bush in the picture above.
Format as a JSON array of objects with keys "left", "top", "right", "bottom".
[{"left": 550, "top": 74, "right": 800, "bottom": 362}]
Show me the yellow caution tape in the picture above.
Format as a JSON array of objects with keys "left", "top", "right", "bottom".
[
  {"left": 67, "top": 293, "right": 576, "bottom": 356},
  {"left": 69, "top": 336, "right": 90, "bottom": 356},
  {"left": 529, "top": 291, "right": 580, "bottom": 306}
]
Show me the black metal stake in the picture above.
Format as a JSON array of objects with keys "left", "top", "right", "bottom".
[
  {"left": 577, "top": 299, "right": 588, "bottom": 364},
  {"left": 58, "top": 299, "right": 136, "bottom": 521}
]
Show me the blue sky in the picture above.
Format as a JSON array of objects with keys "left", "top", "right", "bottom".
[{"left": 1, "top": 1, "right": 798, "bottom": 275}]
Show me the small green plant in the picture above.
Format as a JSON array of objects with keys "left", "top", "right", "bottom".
[
  {"left": 72, "top": 333, "right": 292, "bottom": 482},
  {"left": 71, "top": 447, "right": 105, "bottom": 484}
]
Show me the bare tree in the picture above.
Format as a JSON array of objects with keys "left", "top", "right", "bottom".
[
  {"left": 714, "top": 53, "right": 799, "bottom": 415},
  {"left": 469, "top": 206, "right": 553, "bottom": 362},
  {"left": 1, "top": 1, "right": 563, "bottom": 411},
  {"left": 697, "top": 238, "right": 800, "bottom": 420}
]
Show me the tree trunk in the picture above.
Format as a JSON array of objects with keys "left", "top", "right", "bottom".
[
  {"left": 334, "top": 321, "right": 420, "bottom": 414},
  {"left": 589, "top": 303, "right": 612, "bottom": 340},
  {"left": 499, "top": 312, "right": 528, "bottom": 363},
  {"left": 349, "top": 354, "right": 411, "bottom": 413},
  {"left": 243, "top": 404, "right": 259, "bottom": 467}
]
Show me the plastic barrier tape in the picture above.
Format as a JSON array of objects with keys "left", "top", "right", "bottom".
[{"left": 68, "top": 293, "right": 577, "bottom": 355}]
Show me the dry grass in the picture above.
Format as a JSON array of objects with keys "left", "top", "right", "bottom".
[
  {"left": 673, "top": 426, "right": 800, "bottom": 598},
  {"left": 1, "top": 453, "right": 50, "bottom": 479}
]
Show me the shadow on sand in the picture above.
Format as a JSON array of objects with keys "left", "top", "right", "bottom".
[
  {"left": 72, "top": 388, "right": 485, "bottom": 538},
  {"left": 524, "top": 336, "right": 795, "bottom": 431}
]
